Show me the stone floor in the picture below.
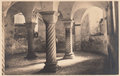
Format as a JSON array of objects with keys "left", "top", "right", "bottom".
[{"left": 5, "top": 51, "right": 111, "bottom": 75}]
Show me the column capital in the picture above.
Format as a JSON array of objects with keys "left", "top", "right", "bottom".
[
  {"left": 24, "top": 22, "right": 37, "bottom": 28},
  {"left": 74, "top": 23, "right": 81, "bottom": 26},
  {"left": 39, "top": 11, "right": 59, "bottom": 24},
  {"left": 62, "top": 19, "right": 74, "bottom": 28},
  {"left": 25, "top": 22, "right": 37, "bottom": 25}
]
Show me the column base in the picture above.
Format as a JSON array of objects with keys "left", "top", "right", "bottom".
[
  {"left": 24, "top": 52, "right": 37, "bottom": 60},
  {"left": 40, "top": 62, "right": 61, "bottom": 73},
  {"left": 63, "top": 52, "right": 75, "bottom": 59}
]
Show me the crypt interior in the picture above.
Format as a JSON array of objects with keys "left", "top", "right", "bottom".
[{"left": 2, "top": 1, "right": 119, "bottom": 75}]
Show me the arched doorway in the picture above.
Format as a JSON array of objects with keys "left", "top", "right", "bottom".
[
  {"left": 73, "top": 4, "right": 108, "bottom": 55},
  {"left": 80, "top": 7, "right": 108, "bottom": 55}
]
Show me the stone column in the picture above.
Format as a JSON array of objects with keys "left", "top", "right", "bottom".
[
  {"left": 40, "top": 11, "right": 60, "bottom": 72},
  {"left": 72, "top": 23, "right": 76, "bottom": 51},
  {"left": 2, "top": 14, "right": 5, "bottom": 75},
  {"left": 25, "top": 22, "right": 37, "bottom": 59},
  {"left": 102, "top": 9, "right": 109, "bottom": 55},
  {"left": 103, "top": 9, "right": 108, "bottom": 36},
  {"left": 107, "top": 2, "right": 114, "bottom": 35},
  {"left": 63, "top": 20, "right": 74, "bottom": 59},
  {"left": 106, "top": 2, "right": 119, "bottom": 73}
]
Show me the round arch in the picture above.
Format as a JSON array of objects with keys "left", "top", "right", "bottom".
[
  {"left": 73, "top": 8, "right": 87, "bottom": 24},
  {"left": 5, "top": 3, "right": 26, "bottom": 26},
  {"left": 73, "top": 6, "right": 104, "bottom": 35},
  {"left": 3, "top": 2, "right": 17, "bottom": 17},
  {"left": 80, "top": 7, "right": 103, "bottom": 24},
  {"left": 71, "top": 1, "right": 108, "bottom": 19},
  {"left": 14, "top": 12, "right": 26, "bottom": 24}
]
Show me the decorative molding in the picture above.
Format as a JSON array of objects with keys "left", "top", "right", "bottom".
[
  {"left": 62, "top": 19, "right": 74, "bottom": 28},
  {"left": 24, "top": 22, "right": 37, "bottom": 29},
  {"left": 39, "top": 11, "right": 59, "bottom": 16},
  {"left": 39, "top": 11, "right": 59, "bottom": 24},
  {"left": 74, "top": 24, "right": 81, "bottom": 26},
  {"left": 62, "top": 18, "right": 73, "bottom": 21}
]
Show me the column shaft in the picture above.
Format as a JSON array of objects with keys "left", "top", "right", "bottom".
[
  {"left": 46, "top": 23, "right": 56, "bottom": 63},
  {"left": 72, "top": 25, "right": 76, "bottom": 51},
  {"left": 28, "top": 25, "right": 34, "bottom": 52},
  {"left": 63, "top": 20, "right": 74, "bottom": 59},
  {"left": 43, "top": 22, "right": 60, "bottom": 72},
  {"left": 103, "top": 9, "right": 108, "bottom": 36},
  {"left": 25, "top": 22, "right": 37, "bottom": 59}
]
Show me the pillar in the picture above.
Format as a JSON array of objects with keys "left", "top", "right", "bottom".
[
  {"left": 106, "top": 2, "right": 118, "bottom": 74},
  {"left": 25, "top": 22, "right": 37, "bottom": 59},
  {"left": 40, "top": 11, "right": 60, "bottom": 72},
  {"left": 107, "top": 2, "right": 114, "bottom": 35},
  {"left": 102, "top": 9, "right": 109, "bottom": 55},
  {"left": 103, "top": 9, "right": 108, "bottom": 36},
  {"left": 72, "top": 23, "right": 76, "bottom": 51},
  {"left": 109, "top": 2, "right": 118, "bottom": 74},
  {"left": 63, "top": 19, "right": 75, "bottom": 59},
  {"left": 1, "top": 14, "right": 5, "bottom": 75}
]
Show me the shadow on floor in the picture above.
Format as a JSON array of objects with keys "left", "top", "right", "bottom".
[
  {"left": 5, "top": 52, "right": 115, "bottom": 75},
  {"left": 33, "top": 57, "right": 112, "bottom": 75}
]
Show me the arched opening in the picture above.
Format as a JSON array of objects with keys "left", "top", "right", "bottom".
[
  {"left": 4, "top": 2, "right": 28, "bottom": 56},
  {"left": 4, "top": 7, "right": 28, "bottom": 69},
  {"left": 73, "top": 6, "right": 108, "bottom": 55},
  {"left": 80, "top": 7, "right": 108, "bottom": 55},
  {"left": 33, "top": 15, "right": 46, "bottom": 53},
  {"left": 55, "top": 20, "right": 66, "bottom": 52},
  {"left": 14, "top": 13, "right": 25, "bottom": 24},
  {"left": 81, "top": 7, "right": 104, "bottom": 35},
  {"left": 13, "top": 12, "right": 28, "bottom": 54}
]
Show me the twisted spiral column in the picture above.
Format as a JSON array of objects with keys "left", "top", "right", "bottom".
[
  {"left": 72, "top": 24, "right": 76, "bottom": 51},
  {"left": 46, "top": 23, "right": 56, "bottom": 63},
  {"left": 40, "top": 11, "right": 60, "bottom": 72},
  {"left": 43, "top": 23, "right": 58, "bottom": 72},
  {"left": 1, "top": 16, "right": 5, "bottom": 75},
  {"left": 25, "top": 22, "right": 37, "bottom": 59},
  {"left": 63, "top": 20, "right": 75, "bottom": 59}
]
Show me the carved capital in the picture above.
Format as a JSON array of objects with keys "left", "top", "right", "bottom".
[
  {"left": 40, "top": 11, "right": 59, "bottom": 24},
  {"left": 25, "top": 22, "right": 37, "bottom": 29},
  {"left": 62, "top": 19, "right": 74, "bottom": 28},
  {"left": 74, "top": 23, "right": 81, "bottom": 26}
]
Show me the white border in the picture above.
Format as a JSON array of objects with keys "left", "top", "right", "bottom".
[{"left": 0, "top": 0, "right": 120, "bottom": 76}]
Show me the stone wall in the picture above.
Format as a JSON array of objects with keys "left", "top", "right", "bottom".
[
  {"left": 75, "top": 14, "right": 90, "bottom": 51},
  {"left": 5, "top": 15, "right": 66, "bottom": 55},
  {"left": 81, "top": 14, "right": 90, "bottom": 41},
  {"left": 81, "top": 35, "right": 108, "bottom": 55}
]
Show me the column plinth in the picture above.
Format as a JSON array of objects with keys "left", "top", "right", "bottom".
[
  {"left": 42, "top": 62, "right": 60, "bottom": 72},
  {"left": 63, "top": 20, "right": 75, "bottom": 59},
  {"left": 25, "top": 22, "right": 37, "bottom": 60},
  {"left": 63, "top": 52, "right": 74, "bottom": 59}
]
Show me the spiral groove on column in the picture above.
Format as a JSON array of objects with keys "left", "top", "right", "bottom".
[
  {"left": 70, "top": 28, "right": 73, "bottom": 53},
  {"left": 66, "top": 28, "right": 73, "bottom": 54},
  {"left": 46, "top": 23, "right": 56, "bottom": 63},
  {"left": 2, "top": 22, "right": 5, "bottom": 75},
  {"left": 66, "top": 28, "right": 71, "bottom": 53},
  {"left": 63, "top": 20, "right": 74, "bottom": 59},
  {"left": 39, "top": 11, "right": 60, "bottom": 72}
]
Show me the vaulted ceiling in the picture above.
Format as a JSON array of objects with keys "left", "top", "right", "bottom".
[{"left": 3, "top": 1, "right": 109, "bottom": 23}]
